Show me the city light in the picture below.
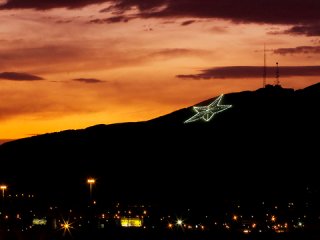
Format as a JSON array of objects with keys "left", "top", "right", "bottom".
[
  {"left": 0, "top": 185, "right": 7, "bottom": 198},
  {"left": 0, "top": 178, "right": 315, "bottom": 235},
  {"left": 87, "top": 178, "right": 95, "bottom": 201},
  {"left": 176, "top": 219, "right": 183, "bottom": 226},
  {"left": 120, "top": 217, "right": 143, "bottom": 227},
  {"left": 87, "top": 179, "right": 95, "bottom": 184},
  {"left": 63, "top": 223, "right": 70, "bottom": 229},
  {"left": 32, "top": 218, "right": 47, "bottom": 225},
  {"left": 61, "top": 219, "right": 73, "bottom": 236}
]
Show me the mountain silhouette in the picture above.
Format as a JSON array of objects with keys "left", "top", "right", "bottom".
[{"left": 0, "top": 83, "right": 319, "bottom": 206}]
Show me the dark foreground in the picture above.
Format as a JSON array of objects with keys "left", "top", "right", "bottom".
[{"left": 1, "top": 229, "right": 320, "bottom": 240}]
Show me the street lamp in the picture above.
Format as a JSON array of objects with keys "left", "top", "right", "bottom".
[
  {"left": 87, "top": 178, "right": 95, "bottom": 201},
  {"left": 176, "top": 219, "right": 183, "bottom": 226},
  {"left": 0, "top": 185, "right": 7, "bottom": 198}
]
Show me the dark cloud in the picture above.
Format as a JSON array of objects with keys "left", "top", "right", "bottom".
[
  {"left": 2, "top": 0, "right": 319, "bottom": 27},
  {"left": 177, "top": 66, "right": 320, "bottom": 79},
  {"left": 284, "top": 24, "right": 320, "bottom": 36},
  {"left": 181, "top": 20, "right": 196, "bottom": 26},
  {"left": 73, "top": 78, "right": 104, "bottom": 83},
  {"left": 107, "top": 1, "right": 320, "bottom": 36},
  {"left": 109, "top": 0, "right": 320, "bottom": 25},
  {"left": 274, "top": 46, "right": 320, "bottom": 55},
  {"left": 0, "top": 72, "right": 44, "bottom": 81},
  {"left": 108, "top": 0, "right": 164, "bottom": 11},
  {"left": 0, "top": 0, "right": 105, "bottom": 10},
  {"left": 89, "top": 16, "right": 130, "bottom": 24},
  {"left": 2, "top": 1, "right": 319, "bottom": 37}
]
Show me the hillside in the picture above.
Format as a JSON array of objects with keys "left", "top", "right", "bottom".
[{"left": 0, "top": 83, "right": 319, "bottom": 205}]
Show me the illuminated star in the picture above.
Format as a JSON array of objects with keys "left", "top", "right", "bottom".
[{"left": 184, "top": 94, "right": 232, "bottom": 123}]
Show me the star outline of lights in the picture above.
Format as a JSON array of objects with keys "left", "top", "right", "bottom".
[{"left": 184, "top": 94, "right": 232, "bottom": 124}]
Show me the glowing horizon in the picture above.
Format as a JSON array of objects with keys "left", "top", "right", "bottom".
[{"left": 1, "top": 1, "right": 319, "bottom": 141}]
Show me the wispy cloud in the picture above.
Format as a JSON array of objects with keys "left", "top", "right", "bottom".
[
  {"left": 181, "top": 20, "right": 196, "bottom": 26},
  {"left": 151, "top": 48, "right": 207, "bottom": 57},
  {"left": 89, "top": 16, "right": 131, "bottom": 24},
  {"left": 73, "top": 78, "right": 105, "bottom": 83},
  {"left": 177, "top": 66, "right": 320, "bottom": 79},
  {"left": 274, "top": 46, "right": 320, "bottom": 55},
  {"left": 284, "top": 24, "right": 320, "bottom": 36},
  {"left": 270, "top": 24, "right": 320, "bottom": 37},
  {"left": 0, "top": 72, "right": 44, "bottom": 81},
  {"left": 0, "top": 0, "right": 105, "bottom": 10}
]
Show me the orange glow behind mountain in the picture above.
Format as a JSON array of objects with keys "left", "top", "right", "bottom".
[{"left": 0, "top": 2, "right": 319, "bottom": 140}]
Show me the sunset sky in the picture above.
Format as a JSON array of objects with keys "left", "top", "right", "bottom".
[{"left": 1, "top": 0, "right": 320, "bottom": 142}]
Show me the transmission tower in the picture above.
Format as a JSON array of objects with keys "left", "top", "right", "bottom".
[
  {"left": 275, "top": 62, "right": 280, "bottom": 86},
  {"left": 263, "top": 44, "right": 267, "bottom": 88}
]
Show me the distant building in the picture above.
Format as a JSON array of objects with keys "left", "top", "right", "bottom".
[{"left": 120, "top": 217, "right": 143, "bottom": 227}]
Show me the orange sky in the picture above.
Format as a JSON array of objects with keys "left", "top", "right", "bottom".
[{"left": 0, "top": 2, "right": 319, "bottom": 141}]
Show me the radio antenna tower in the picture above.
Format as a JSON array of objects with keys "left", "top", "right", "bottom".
[
  {"left": 275, "top": 62, "right": 280, "bottom": 86},
  {"left": 263, "top": 44, "right": 267, "bottom": 88}
]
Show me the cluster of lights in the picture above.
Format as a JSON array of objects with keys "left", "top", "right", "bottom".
[
  {"left": 167, "top": 219, "right": 206, "bottom": 231},
  {"left": 272, "top": 223, "right": 288, "bottom": 233},
  {"left": 0, "top": 208, "right": 311, "bottom": 234},
  {"left": 225, "top": 212, "right": 307, "bottom": 234},
  {"left": 184, "top": 94, "right": 232, "bottom": 123},
  {"left": 0, "top": 178, "right": 314, "bottom": 234}
]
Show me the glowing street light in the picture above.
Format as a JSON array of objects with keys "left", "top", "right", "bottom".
[
  {"left": 176, "top": 219, "right": 183, "bottom": 226},
  {"left": 0, "top": 185, "right": 7, "bottom": 198},
  {"left": 62, "top": 222, "right": 71, "bottom": 230},
  {"left": 87, "top": 178, "right": 95, "bottom": 201},
  {"left": 61, "top": 219, "right": 73, "bottom": 236}
]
